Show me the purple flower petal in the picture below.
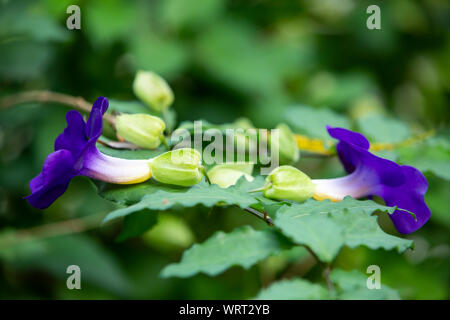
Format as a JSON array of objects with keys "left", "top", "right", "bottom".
[
  {"left": 86, "top": 96, "right": 108, "bottom": 140},
  {"left": 377, "top": 165, "right": 430, "bottom": 234},
  {"left": 54, "top": 110, "right": 88, "bottom": 157},
  {"left": 26, "top": 150, "right": 76, "bottom": 209},
  {"left": 315, "top": 126, "right": 431, "bottom": 234}
]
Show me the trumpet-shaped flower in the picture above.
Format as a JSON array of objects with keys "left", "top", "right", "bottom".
[
  {"left": 312, "top": 126, "right": 430, "bottom": 234},
  {"left": 26, "top": 97, "right": 152, "bottom": 209}
]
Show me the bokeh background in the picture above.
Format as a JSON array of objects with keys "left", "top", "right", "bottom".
[{"left": 0, "top": 0, "right": 449, "bottom": 299}]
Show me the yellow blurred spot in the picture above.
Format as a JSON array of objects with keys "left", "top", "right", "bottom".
[
  {"left": 370, "top": 130, "right": 434, "bottom": 152},
  {"left": 294, "top": 134, "right": 333, "bottom": 155}
]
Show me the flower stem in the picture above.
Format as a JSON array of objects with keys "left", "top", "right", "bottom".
[
  {"left": 247, "top": 184, "right": 271, "bottom": 193},
  {"left": 0, "top": 90, "right": 116, "bottom": 125},
  {"left": 323, "top": 265, "right": 335, "bottom": 293},
  {"left": 200, "top": 166, "right": 211, "bottom": 184},
  {"left": 160, "top": 134, "right": 170, "bottom": 151}
]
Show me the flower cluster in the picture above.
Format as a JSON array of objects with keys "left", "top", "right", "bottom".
[{"left": 26, "top": 98, "right": 430, "bottom": 235}]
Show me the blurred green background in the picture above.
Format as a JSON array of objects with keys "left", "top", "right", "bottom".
[{"left": 0, "top": 0, "right": 449, "bottom": 299}]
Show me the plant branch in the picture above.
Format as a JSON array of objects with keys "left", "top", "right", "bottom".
[
  {"left": 323, "top": 265, "right": 335, "bottom": 293},
  {"left": 241, "top": 206, "right": 273, "bottom": 226},
  {"left": 0, "top": 90, "right": 116, "bottom": 125},
  {"left": 0, "top": 213, "right": 105, "bottom": 249},
  {"left": 303, "top": 245, "right": 335, "bottom": 292}
]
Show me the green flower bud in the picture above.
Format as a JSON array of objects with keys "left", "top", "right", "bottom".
[
  {"left": 115, "top": 114, "right": 166, "bottom": 149},
  {"left": 232, "top": 117, "right": 254, "bottom": 130},
  {"left": 133, "top": 71, "right": 174, "bottom": 113},
  {"left": 150, "top": 148, "right": 203, "bottom": 186},
  {"left": 272, "top": 123, "right": 300, "bottom": 165},
  {"left": 262, "top": 166, "right": 314, "bottom": 202},
  {"left": 207, "top": 162, "right": 254, "bottom": 188}
]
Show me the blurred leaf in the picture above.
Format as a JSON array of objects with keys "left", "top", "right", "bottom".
[
  {"left": 284, "top": 105, "right": 350, "bottom": 141},
  {"left": 357, "top": 115, "right": 411, "bottom": 143},
  {"left": 84, "top": 0, "right": 138, "bottom": 46},
  {"left": 161, "top": 226, "right": 290, "bottom": 278},
  {"left": 102, "top": 179, "right": 259, "bottom": 223},
  {"left": 107, "top": 99, "right": 150, "bottom": 115},
  {"left": 115, "top": 209, "right": 158, "bottom": 242},
  {"left": 274, "top": 197, "right": 413, "bottom": 262},
  {"left": 161, "top": 0, "right": 224, "bottom": 31},
  {"left": 397, "top": 137, "right": 450, "bottom": 181},
  {"left": 426, "top": 179, "right": 450, "bottom": 227},
  {"left": 0, "top": 1, "right": 69, "bottom": 42},
  {"left": 331, "top": 269, "right": 401, "bottom": 300},
  {"left": 2, "top": 234, "right": 132, "bottom": 295},
  {"left": 130, "top": 32, "right": 188, "bottom": 78},
  {"left": 195, "top": 20, "right": 299, "bottom": 94},
  {"left": 305, "top": 72, "right": 375, "bottom": 110},
  {"left": 253, "top": 278, "right": 328, "bottom": 300},
  {"left": 0, "top": 41, "right": 54, "bottom": 81}
]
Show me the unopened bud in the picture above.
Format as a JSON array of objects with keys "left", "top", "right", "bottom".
[
  {"left": 272, "top": 123, "right": 300, "bottom": 165},
  {"left": 115, "top": 114, "right": 165, "bottom": 149},
  {"left": 262, "top": 165, "right": 314, "bottom": 202},
  {"left": 133, "top": 71, "right": 174, "bottom": 113},
  {"left": 150, "top": 148, "right": 203, "bottom": 186},
  {"left": 207, "top": 162, "right": 254, "bottom": 188}
]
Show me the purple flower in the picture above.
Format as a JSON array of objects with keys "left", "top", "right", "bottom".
[
  {"left": 26, "top": 97, "right": 152, "bottom": 209},
  {"left": 312, "top": 126, "right": 430, "bottom": 234}
]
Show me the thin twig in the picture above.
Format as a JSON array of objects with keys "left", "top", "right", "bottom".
[
  {"left": 323, "top": 265, "right": 335, "bottom": 292},
  {"left": 0, "top": 213, "right": 105, "bottom": 249},
  {"left": 0, "top": 90, "right": 116, "bottom": 125},
  {"left": 303, "top": 245, "right": 334, "bottom": 292},
  {"left": 240, "top": 206, "right": 273, "bottom": 226}
]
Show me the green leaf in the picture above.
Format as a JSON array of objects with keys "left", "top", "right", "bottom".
[
  {"left": 102, "top": 179, "right": 259, "bottom": 223},
  {"left": 356, "top": 115, "right": 411, "bottom": 143},
  {"left": 332, "top": 209, "right": 413, "bottom": 253},
  {"left": 331, "top": 269, "right": 401, "bottom": 300},
  {"left": 99, "top": 180, "right": 174, "bottom": 205},
  {"left": 284, "top": 105, "right": 350, "bottom": 141},
  {"left": 160, "top": 226, "right": 291, "bottom": 278},
  {"left": 115, "top": 209, "right": 158, "bottom": 242},
  {"left": 274, "top": 197, "right": 413, "bottom": 262},
  {"left": 253, "top": 278, "right": 328, "bottom": 300},
  {"left": 96, "top": 144, "right": 165, "bottom": 160}
]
